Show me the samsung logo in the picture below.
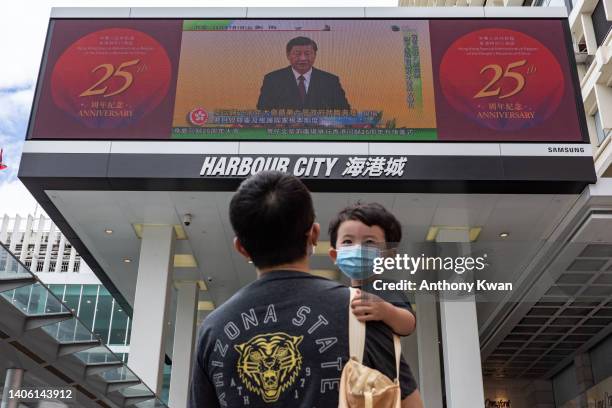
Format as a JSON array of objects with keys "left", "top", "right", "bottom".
[{"left": 547, "top": 146, "right": 585, "bottom": 153}]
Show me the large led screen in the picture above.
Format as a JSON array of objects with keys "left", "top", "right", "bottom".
[{"left": 29, "top": 18, "right": 586, "bottom": 142}]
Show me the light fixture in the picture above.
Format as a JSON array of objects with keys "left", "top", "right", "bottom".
[
  {"left": 426, "top": 226, "right": 482, "bottom": 242},
  {"left": 174, "top": 254, "right": 197, "bottom": 268},
  {"left": 197, "top": 280, "right": 208, "bottom": 291},
  {"left": 499, "top": 232, "right": 509, "bottom": 238},
  {"left": 104, "top": 229, "right": 113, "bottom": 235},
  {"left": 198, "top": 301, "right": 215, "bottom": 311},
  {"left": 123, "top": 258, "right": 132, "bottom": 263},
  {"left": 132, "top": 224, "right": 187, "bottom": 240},
  {"left": 86, "top": 300, "right": 92, "bottom": 304}
]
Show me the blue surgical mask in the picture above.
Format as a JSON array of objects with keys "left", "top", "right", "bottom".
[{"left": 335, "top": 245, "right": 381, "bottom": 280}]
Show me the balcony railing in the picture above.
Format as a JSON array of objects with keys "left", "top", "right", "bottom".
[
  {"left": 592, "top": 0, "right": 612, "bottom": 48},
  {"left": 0, "top": 241, "right": 168, "bottom": 408}
]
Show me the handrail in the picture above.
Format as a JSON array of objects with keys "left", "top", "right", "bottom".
[{"left": 0, "top": 241, "right": 168, "bottom": 408}]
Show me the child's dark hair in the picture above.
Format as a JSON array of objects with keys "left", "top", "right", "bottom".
[{"left": 328, "top": 202, "right": 402, "bottom": 248}]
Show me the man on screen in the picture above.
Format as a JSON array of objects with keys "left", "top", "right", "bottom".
[{"left": 256, "top": 36, "right": 350, "bottom": 111}]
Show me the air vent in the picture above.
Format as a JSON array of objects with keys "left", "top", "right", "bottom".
[
  {"left": 536, "top": 301, "right": 566, "bottom": 307},
  {"left": 505, "top": 334, "right": 532, "bottom": 341},
  {"left": 572, "top": 327, "right": 603, "bottom": 334},
  {"left": 579, "top": 244, "right": 612, "bottom": 257},
  {"left": 593, "top": 274, "right": 612, "bottom": 284},
  {"left": 585, "top": 317, "right": 612, "bottom": 325},
  {"left": 512, "top": 326, "right": 539, "bottom": 334},
  {"left": 560, "top": 308, "right": 590, "bottom": 316},
  {"left": 527, "top": 308, "right": 557, "bottom": 316},
  {"left": 519, "top": 317, "right": 549, "bottom": 325},
  {"left": 570, "top": 300, "right": 600, "bottom": 307},
  {"left": 556, "top": 273, "right": 594, "bottom": 284},
  {"left": 567, "top": 260, "right": 607, "bottom": 271},
  {"left": 543, "top": 327, "right": 568, "bottom": 334},
  {"left": 581, "top": 286, "right": 611, "bottom": 296},
  {"left": 535, "top": 334, "right": 563, "bottom": 341},
  {"left": 551, "top": 317, "right": 582, "bottom": 326},
  {"left": 565, "top": 334, "right": 590, "bottom": 342},
  {"left": 594, "top": 309, "right": 612, "bottom": 316}
]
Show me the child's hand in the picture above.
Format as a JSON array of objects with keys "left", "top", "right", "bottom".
[{"left": 351, "top": 289, "right": 390, "bottom": 322}]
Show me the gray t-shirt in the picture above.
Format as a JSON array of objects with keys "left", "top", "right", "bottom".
[{"left": 188, "top": 270, "right": 414, "bottom": 408}]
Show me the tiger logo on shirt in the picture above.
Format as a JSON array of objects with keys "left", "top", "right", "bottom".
[{"left": 234, "top": 332, "right": 304, "bottom": 403}]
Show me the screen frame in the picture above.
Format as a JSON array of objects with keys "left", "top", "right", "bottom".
[{"left": 26, "top": 14, "right": 589, "bottom": 145}]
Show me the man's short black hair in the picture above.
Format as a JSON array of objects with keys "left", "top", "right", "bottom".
[
  {"left": 328, "top": 202, "right": 402, "bottom": 248},
  {"left": 286, "top": 36, "right": 318, "bottom": 54},
  {"left": 230, "top": 171, "right": 315, "bottom": 269}
]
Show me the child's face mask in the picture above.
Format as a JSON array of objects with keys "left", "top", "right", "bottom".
[{"left": 335, "top": 245, "right": 381, "bottom": 280}]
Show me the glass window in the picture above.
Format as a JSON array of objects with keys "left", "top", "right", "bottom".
[
  {"left": 79, "top": 284, "right": 99, "bottom": 330},
  {"left": 593, "top": 0, "right": 612, "bottom": 48},
  {"left": 109, "top": 301, "right": 129, "bottom": 346},
  {"left": 11, "top": 285, "right": 33, "bottom": 314},
  {"left": 46, "top": 284, "right": 65, "bottom": 314},
  {"left": 161, "top": 363, "right": 172, "bottom": 405},
  {"left": 594, "top": 110, "right": 609, "bottom": 144},
  {"left": 48, "top": 284, "right": 65, "bottom": 300},
  {"left": 27, "top": 285, "right": 48, "bottom": 315},
  {"left": 94, "top": 287, "right": 113, "bottom": 343},
  {"left": 63, "top": 285, "right": 80, "bottom": 314}
]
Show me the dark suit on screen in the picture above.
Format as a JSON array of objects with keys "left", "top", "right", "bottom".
[{"left": 256, "top": 66, "right": 350, "bottom": 111}]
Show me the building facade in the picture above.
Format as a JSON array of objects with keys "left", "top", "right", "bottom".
[{"left": 399, "top": 0, "right": 612, "bottom": 406}]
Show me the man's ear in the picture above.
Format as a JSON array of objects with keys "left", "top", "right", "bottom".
[
  {"left": 310, "top": 223, "right": 321, "bottom": 247},
  {"left": 233, "top": 237, "right": 251, "bottom": 262}
]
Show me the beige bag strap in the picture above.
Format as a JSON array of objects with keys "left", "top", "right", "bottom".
[
  {"left": 348, "top": 287, "right": 402, "bottom": 378},
  {"left": 393, "top": 334, "right": 402, "bottom": 379},
  {"left": 348, "top": 287, "right": 366, "bottom": 363},
  {"left": 364, "top": 391, "right": 373, "bottom": 408}
]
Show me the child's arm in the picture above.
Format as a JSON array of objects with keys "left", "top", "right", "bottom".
[
  {"left": 351, "top": 289, "right": 416, "bottom": 336},
  {"left": 381, "top": 303, "right": 416, "bottom": 336}
]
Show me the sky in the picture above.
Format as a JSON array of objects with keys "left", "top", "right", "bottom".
[{"left": 0, "top": 0, "right": 396, "bottom": 217}]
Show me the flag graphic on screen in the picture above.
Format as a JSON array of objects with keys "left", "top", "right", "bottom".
[{"left": 0, "top": 149, "right": 7, "bottom": 171}]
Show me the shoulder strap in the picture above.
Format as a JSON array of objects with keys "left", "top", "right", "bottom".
[
  {"left": 348, "top": 287, "right": 402, "bottom": 375},
  {"left": 348, "top": 287, "right": 366, "bottom": 363},
  {"left": 393, "top": 335, "right": 401, "bottom": 379}
]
